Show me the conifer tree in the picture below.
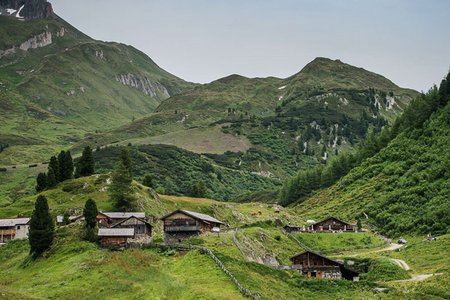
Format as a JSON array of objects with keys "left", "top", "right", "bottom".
[
  {"left": 48, "top": 156, "right": 60, "bottom": 183},
  {"left": 57, "top": 151, "right": 66, "bottom": 182},
  {"left": 83, "top": 198, "right": 98, "bottom": 242},
  {"left": 63, "top": 151, "right": 74, "bottom": 180},
  {"left": 110, "top": 150, "right": 134, "bottom": 211},
  {"left": 46, "top": 167, "right": 57, "bottom": 188},
  {"left": 36, "top": 173, "right": 47, "bottom": 192},
  {"left": 77, "top": 146, "right": 95, "bottom": 177},
  {"left": 28, "top": 195, "right": 54, "bottom": 258}
]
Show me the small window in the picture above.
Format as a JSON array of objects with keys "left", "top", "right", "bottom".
[{"left": 17, "top": 225, "right": 21, "bottom": 229}]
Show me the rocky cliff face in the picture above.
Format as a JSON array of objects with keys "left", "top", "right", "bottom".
[
  {"left": 0, "top": 0, "right": 54, "bottom": 19},
  {"left": 116, "top": 73, "right": 170, "bottom": 98},
  {"left": 0, "top": 29, "right": 57, "bottom": 57}
]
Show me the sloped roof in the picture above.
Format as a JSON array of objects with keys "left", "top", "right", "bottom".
[
  {"left": 101, "top": 212, "right": 146, "bottom": 219},
  {"left": 56, "top": 215, "right": 83, "bottom": 223},
  {"left": 0, "top": 218, "right": 30, "bottom": 227},
  {"left": 290, "top": 250, "right": 359, "bottom": 275},
  {"left": 160, "top": 210, "right": 224, "bottom": 225},
  {"left": 98, "top": 228, "right": 135, "bottom": 237},
  {"left": 313, "top": 216, "right": 353, "bottom": 226},
  {"left": 111, "top": 216, "right": 152, "bottom": 228}
]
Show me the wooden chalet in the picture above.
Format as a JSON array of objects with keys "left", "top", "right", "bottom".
[
  {"left": 307, "top": 217, "right": 356, "bottom": 232},
  {"left": 0, "top": 218, "right": 30, "bottom": 243},
  {"left": 291, "top": 251, "right": 359, "bottom": 281},
  {"left": 111, "top": 216, "right": 152, "bottom": 239},
  {"left": 98, "top": 228, "right": 135, "bottom": 248},
  {"left": 160, "top": 210, "right": 224, "bottom": 244},
  {"left": 96, "top": 212, "right": 146, "bottom": 228}
]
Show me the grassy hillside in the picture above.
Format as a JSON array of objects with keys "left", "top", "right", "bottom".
[
  {"left": 1, "top": 176, "right": 448, "bottom": 299},
  {"left": 0, "top": 15, "right": 194, "bottom": 165},
  {"left": 292, "top": 74, "right": 450, "bottom": 236},
  {"left": 73, "top": 58, "right": 418, "bottom": 185}
]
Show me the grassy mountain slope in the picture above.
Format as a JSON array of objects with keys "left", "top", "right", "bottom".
[
  {"left": 74, "top": 58, "right": 418, "bottom": 184},
  {"left": 1, "top": 175, "right": 449, "bottom": 299},
  {"left": 292, "top": 78, "right": 450, "bottom": 236},
  {"left": 0, "top": 15, "right": 194, "bottom": 165}
]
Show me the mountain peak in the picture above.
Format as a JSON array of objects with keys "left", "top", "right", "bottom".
[
  {"left": 288, "top": 57, "right": 402, "bottom": 92},
  {"left": 0, "top": 0, "right": 54, "bottom": 20}
]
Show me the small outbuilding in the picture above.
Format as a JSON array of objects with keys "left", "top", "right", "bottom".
[
  {"left": 291, "top": 251, "right": 359, "bottom": 281},
  {"left": 283, "top": 224, "right": 303, "bottom": 233},
  {"left": 98, "top": 228, "right": 135, "bottom": 248},
  {"left": 160, "top": 210, "right": 224, "bottom": 244},
  {"left": 0, "top": 218, "right": 30, "bottom": 243}
]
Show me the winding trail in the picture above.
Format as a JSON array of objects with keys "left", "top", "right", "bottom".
[{"left": 387, "top": 273, "right": 445, "bottom": 283}]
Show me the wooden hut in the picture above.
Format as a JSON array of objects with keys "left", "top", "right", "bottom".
[
  {"left": 96, "top": 212, "right": 146, "bottom": 228},
  {"left": 291, "top": 251, "right": 359, "bottom": 281},
  {"left": 111, "top": 216, "right": 152, "bottom": 238},
  {"left": 160, "top": 210, "right": 224, "bottom": 244},
  {"left": 307, "top": 217, "right": 356, "bottom": 232},
  {"left": 98, "top": 228, "right": 135, "bottom": 248},
  {"left": 0, "top": 218, "right": 30, "bottom": 243}
]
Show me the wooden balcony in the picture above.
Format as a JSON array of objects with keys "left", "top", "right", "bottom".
[
  {"left": 164, "top": 225, "right": 200, "bottom": 232},
  {"left": 0, "top": 229, "right": 16, "bottom": 236}
]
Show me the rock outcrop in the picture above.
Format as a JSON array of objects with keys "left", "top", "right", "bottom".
[
  {"left": 0, "top": 30, "right": 55, "bottom": 58},
  {"left": 0, "top": 0, "right": 54, "bottom": 20},
  {"left": 116, "top": 73, "right": 170, "bottom": 98}
]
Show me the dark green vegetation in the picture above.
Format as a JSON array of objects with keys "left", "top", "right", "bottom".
[
  {"left": 93, "top": 144, "right": 279, "bottom": 201},
  {"left": 109, "top": 149, "right": 134, "bottom": 211},
  {"left": 292, "top": 72, "right": 450, "bottom": 236},
  {"left": 28, "top": 195, "right": 54, "bottom": 258},
  {"left": 35, "top": 150, "right": 74, "bottom": 191}
]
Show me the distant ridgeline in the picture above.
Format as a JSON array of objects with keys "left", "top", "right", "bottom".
[{"left": 286, "top": 71, "right": 450, "bottom": 236}]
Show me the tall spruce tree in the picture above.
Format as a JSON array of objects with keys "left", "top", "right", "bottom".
[
  {"left": 109, "top": 151, "right": 134, "bottom": 211},
  {"left": 28, "top": 195, "right": 54, "bottom": 258},
  {"left": 77, "top": 146, "right": 95, "bottom": 177},
  {"left": 57, "top": 151, "right": 66, "bottom": 182},
  {"left": 83, "top": 198, "right": 98, "bottom": 242},
  {"left": 48, "top": 156, "right": 60, "bottom": 183},
  {"left": 120, "top": 148, "right": 132, "bottom": 177},
  {"left": 63, "top": 151, "right": 74, "bottom": 180},
  {"left": 36, "top": 173, "right": 47, "bottom": 192},
  {"left": 46, "top": 167, "right": 57, "bottom": 188}
]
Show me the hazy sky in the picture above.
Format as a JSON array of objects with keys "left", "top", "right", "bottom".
[{"left": 53, "top": 0, "right": 450, "bottom": 91}]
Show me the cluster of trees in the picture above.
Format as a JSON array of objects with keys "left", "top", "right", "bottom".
[
  {"left": 36, "top": 150, "right": 74, "bottom": 192},
  {"left": 36, "top": 147, "right": 95, "bottom": 192},
  {"left": 280, "top": 71, "right": 450, "bottom": 206}
]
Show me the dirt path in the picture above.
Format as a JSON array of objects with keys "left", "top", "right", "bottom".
[
  {"left": 391, "top": 258, "right": 410, "bottom": 271},
  {"left": 342, "top": 243, "right": 404, "bottom": 257}
]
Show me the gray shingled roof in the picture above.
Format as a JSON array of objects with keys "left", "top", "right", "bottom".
[
  {"left": 98, "top": 228, "right": 135, "bottom": 237},
  {"left": 102, "top": 212, "right": 145, "bottom": 219},
  {"left": 0, "top": 218, "right": 30, "bottom": 227},
  {"left": 161, "top": 210, "right": 224, "bottom": 225},
  {"left": 56, "top": 215, "right": 83, "bottom": 223}
]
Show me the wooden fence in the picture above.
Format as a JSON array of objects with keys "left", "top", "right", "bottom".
[{"left": 152, "top": 243, "right": 261, "bottom": 299}]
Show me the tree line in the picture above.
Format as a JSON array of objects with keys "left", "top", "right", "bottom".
[
  {"left": 280, "top": 70, "right": 450, "bottom": 206},
  {"left": 36, "top": 146, "right": 95, "bottom": 192}
]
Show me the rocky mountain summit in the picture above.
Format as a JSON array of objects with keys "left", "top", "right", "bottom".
[{"left": 0, "top": 0, "right": 54, "bottom": 20}]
